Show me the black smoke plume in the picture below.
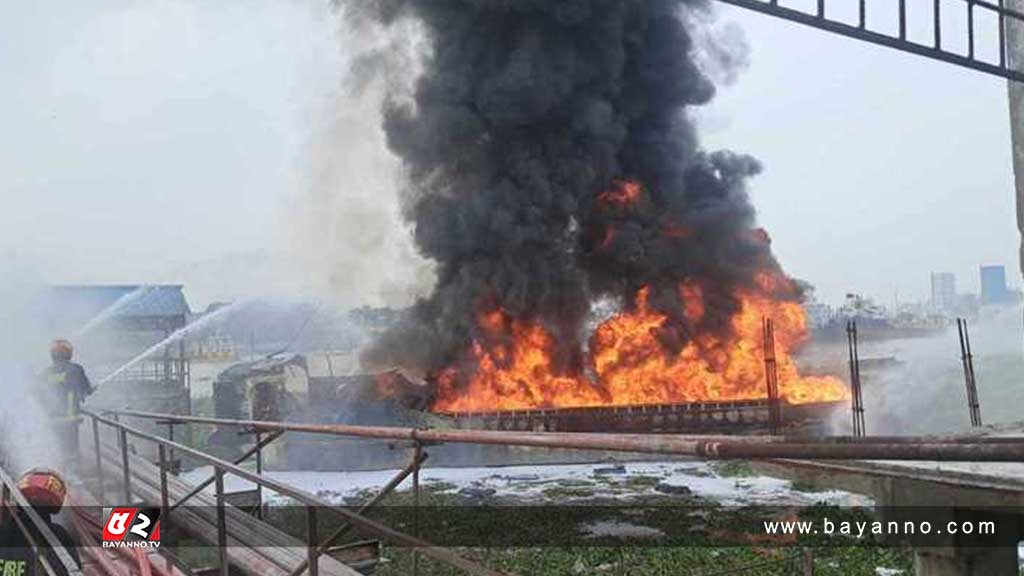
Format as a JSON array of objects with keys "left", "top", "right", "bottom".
[{"left": 355, "top": 0, "right": 789, "bottom": 395}]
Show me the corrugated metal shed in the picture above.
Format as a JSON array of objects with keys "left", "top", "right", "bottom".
[{"left": 42, "top": 285, "right": 191, "bottom": 334}]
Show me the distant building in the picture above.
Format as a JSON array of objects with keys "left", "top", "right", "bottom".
[
  {"left": 802, "top": 300, "right": 832, "bottom": 329},
  {"left": 39, "top": 284, "right": 192, "bottom": 381},
  {"left": 930, "top": 272, "right": 957, "bottom": 312},
  {"left": 42, "top": 284, "right": 191, "bottom": 338},
  {"left": 980, "top": 265, "right": 1010, "bottom": 305},
  {"left": 39, "top": 284, "right": 194, "bottom": 438}
]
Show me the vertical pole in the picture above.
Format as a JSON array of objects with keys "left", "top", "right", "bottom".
[
  {"left": 178, "top": 338, "right": 186, "bottom": 388},
  {"left": 254, "top": 432, "right": 263, "bottom": 520},
  {"left": 859, "top": 0, "right": 866, "bottom": 28},
  {"left": 306, "top": 506, "right": 319, "bottom": 576},
  {"left": 215, "top": 470, "right": 229, "bottom": 576},
  {"left": 413, "top": 441, "right": 422, "bottom": 576},
  {"left": 1007, "top": 0, "right": 1024, "bottom": 359},
  {"left": 847, "top": 321, "right": 865, "bottom": 437},
  {"left": 92, "top": 417, "right": 103, "bottom": 497},
  {"left": 1, "top": 485, "right": 9, "bottom": 526},
  {"left": 817, "top": 0, "right": 824, "bottom": 18},
  {"left": 934, "top": 0, "right": 942, "bottom": 49},
  {"left": 964, "top": 320, "right": 982, "bottom": 426},
  {"left": 957, "top": 319, "right": 971, "bottom": 425},
  {"left": 899, "top": 0, "right": 907, "bottom": 40},
  {"left": 158, "top": 445, "right": 169, "bottom": 519},
  {"left": 762, "top": 318, "right": 780, "bottom": 435},
  {"left": 802, "top": 547, "right": 814, "bottom": 575},
  {"left": 958, "top": 319, "right": 983, "bottom": 427},
  {"left": 852, "top": 319, "right": 859, "bottom": 425},
  {"left": 119, "top": 428, "right": 131, "bottom": 503},
  {"left": 968, "top": 1, "right": 977, "bottom": 59},
  {"left": 1000, "top": 0, "right": 1007, "bottom": 68},
  {"left": 167, "top": 423, "right": 176, "bottom": 475}
]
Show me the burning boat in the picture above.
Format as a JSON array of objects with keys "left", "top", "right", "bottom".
[{"left": 351, "top": 0, "right": 849, "bottom": 433}]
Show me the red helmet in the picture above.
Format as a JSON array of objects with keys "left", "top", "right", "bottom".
[
  {"left": 50, "top": 339, "right": 73, "bottom": 362},
  {"left": 16, "top": 468, "right": 67, "bottom": 511}
]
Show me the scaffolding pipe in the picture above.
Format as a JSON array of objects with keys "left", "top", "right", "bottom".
[{"left": 107, "top": 410, "right": 1024, "bottom": 462}]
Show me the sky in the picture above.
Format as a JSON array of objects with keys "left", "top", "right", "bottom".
[{"left": 0, "top": 0, "right": 1019, "bottom": 310}]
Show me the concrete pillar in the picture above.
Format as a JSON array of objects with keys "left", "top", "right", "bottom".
[
  {"left": 913, "top": 546, "right": 1018, "bottom": 576},
  {"left": 877, "top": 477, "right": 1022, "bottom": 575},
  {"left": 1006, "top": 1, "right": 1024, "bottom": 312}
]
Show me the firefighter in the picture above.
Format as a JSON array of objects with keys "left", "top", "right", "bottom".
[
  {"left": 43, "top": 340, "right": 94, "bottom": 462},
  {"left": 0, "top": 469, "right": 80, "bottom": 576}
]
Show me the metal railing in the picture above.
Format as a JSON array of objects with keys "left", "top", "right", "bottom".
[
  {"left": 0, "top": 464, "right": 83, "bottom": 576},
  {"left": 81, "top": 408, "right": 504, "bottom": 576},
  {"left": 81, "top": 408, "right": 1024, "bottom": 576}
]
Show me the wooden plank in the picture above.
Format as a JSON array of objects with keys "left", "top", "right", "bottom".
[
  {"left": 99, "top": 444, "right": 336, "bottom": 575},
  {"left": 103, "top": 444, "right": 359, "bottom": 576},
  {"left": 95, "top": 443, "right": 362, "bottom": 576}
]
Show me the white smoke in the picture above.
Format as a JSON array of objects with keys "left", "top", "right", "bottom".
[
  {"left": 0, "top": 254, "right": 64, "bottom": 475},
  {"left": 819, "top": 306, "right": 1024, "bottom": 436},
  {"left": 286, "top": 11, "right": 434, "bottom": 310}
]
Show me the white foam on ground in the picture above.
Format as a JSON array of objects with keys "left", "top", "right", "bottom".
[
  {"left": 582, "top": 520, "right": 664, "bottom": 539},
  {"left": 181, "top": 460, "right": 870, "bottom": 507}
]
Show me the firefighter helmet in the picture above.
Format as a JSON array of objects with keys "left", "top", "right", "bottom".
[
  {"left": 50, "top": 339, "right": 73, "bottom": 362},
  {"left": 16, "top": 468, "right": 67, "bottom": 511}
]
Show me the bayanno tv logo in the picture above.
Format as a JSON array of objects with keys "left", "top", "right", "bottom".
[{"left": 102, "top": 507, "right": 161, "bottom": 549}]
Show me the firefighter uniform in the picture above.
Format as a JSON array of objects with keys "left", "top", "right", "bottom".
[
  {"left": 42, "top": 340, "right": 93, "bottom": 462},
  {"left": 44, "top": 362, "right": 92, "bottom": 418},
  {"left": 0, "top": 471, "right": 79, "bottom": 576}
]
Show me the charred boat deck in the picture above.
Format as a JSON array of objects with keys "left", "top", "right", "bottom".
[{"left": 439, "top": 399, "right": 843, "bottom": 434}]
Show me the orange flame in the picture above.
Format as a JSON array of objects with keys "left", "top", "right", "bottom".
[
  {"left": 433, "top": 275, "right": 847, "bottom": 413},
  {"left": 597, "top": 180, "right": 643, "bottom": 206}
]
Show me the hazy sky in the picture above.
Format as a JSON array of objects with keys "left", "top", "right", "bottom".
[{"left": 1, "top": 0, "right": 1019, "bottom": 309}]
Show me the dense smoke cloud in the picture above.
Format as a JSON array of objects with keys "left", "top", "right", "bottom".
[{"left": 353, "top": 0, "right": 786, "bottom": 388}]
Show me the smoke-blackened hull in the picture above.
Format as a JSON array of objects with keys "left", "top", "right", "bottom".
[{"left": 356, "top": 0, "right": 840, "bottom": 410}]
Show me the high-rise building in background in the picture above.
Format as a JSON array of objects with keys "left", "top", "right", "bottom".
[
  {"left": 930, "top": 272, "right": 957, "bottom": 311},
  {"left": 980, "top": 265, "right": 1009, "bottom": 305}
]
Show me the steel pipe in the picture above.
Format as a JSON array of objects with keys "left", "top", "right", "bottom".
[{"left": 108, "top": 410, "right": 1024, "bottom": 462}]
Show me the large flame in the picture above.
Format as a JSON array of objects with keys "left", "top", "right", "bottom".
[
  {"left": 432, "top": 181, "right": 848, "bottom": 413},
  {"left": 433, "top": 281, "right": 847, "bottom": 412}
]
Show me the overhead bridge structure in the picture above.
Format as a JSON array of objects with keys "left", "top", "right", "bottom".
[{"left": 714, "top": 0, "right": 1024, "bottom": 81}]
